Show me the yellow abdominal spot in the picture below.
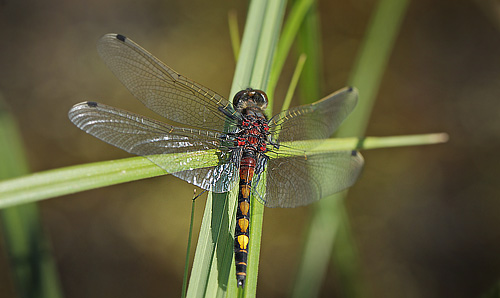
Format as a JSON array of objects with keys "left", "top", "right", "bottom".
[
  {"left": 241, "top": 185, "right": 251, "bottom": 198},
  {"left": 237, "top": 235, "right": 249, "bottom": 250},
  {"left": 239, "top": 201, "right": 250, "bottom": 216},
  {"left": 238, "top": 218, "right": 249, "bottom": 233}
]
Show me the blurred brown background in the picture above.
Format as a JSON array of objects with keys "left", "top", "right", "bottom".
[{"left": 1, "top": 0, "right": 500, "bottom": 297}]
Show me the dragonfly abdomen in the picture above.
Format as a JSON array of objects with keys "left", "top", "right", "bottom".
[{"left": 234, "top": 151, "right": 256, "bottom": 288}]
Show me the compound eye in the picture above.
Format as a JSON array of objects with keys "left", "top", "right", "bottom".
[
  {"left": 232, "top": 90, "right": 247, "bottom": 106},
  {"left": 254, "top": 90, "right": 268, "bottom": 109}
]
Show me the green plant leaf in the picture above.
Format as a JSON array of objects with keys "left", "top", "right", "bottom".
[
  {"left": 187, "top": 0, "right": 286, "bottom": 296},
  {"left": 0, "top": 97, "right": 63, "bottom": 298},
  {"left": 292, "top": 0, "right": 412, "bottom": 297},
  {"left": 0, "top": 134, "right": 447, "bottom": 209},
  {"left": 267, "top": 0, "right": 315, "bottom": 101}
]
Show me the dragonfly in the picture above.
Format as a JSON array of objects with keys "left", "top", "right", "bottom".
[{"left": 68, "top": 33, "right": 364, "bottom": 288}]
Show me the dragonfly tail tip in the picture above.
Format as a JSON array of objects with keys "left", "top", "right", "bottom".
[{"left": 237, "top": 278, "right": 245, "bottom": 288}]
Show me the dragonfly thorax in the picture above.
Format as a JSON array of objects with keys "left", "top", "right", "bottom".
[{"left": 235, "top": 115, "right": 270, "bottom": 153}]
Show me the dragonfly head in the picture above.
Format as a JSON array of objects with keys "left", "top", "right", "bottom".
[{"left": 233, "top": 88, "right": 268, "bottom": 114}]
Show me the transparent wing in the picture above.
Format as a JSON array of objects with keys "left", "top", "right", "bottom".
[
  {"left": 68, "top": 101, "right": 238, "bottom": 192},
  {"left": 254, "top": 151, "right": 364, "bottom": 208},
  {"left": 172, "top": 149, "right": 241, "bottom": 193},
  {"left": 268, "top": 87, "right": 358, "bottom": 150},
  {"left": 97, "top": 33, "right": 239, "bottom": 131}
]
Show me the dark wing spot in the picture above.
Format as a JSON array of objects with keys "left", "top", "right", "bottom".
[
  {"left": 347, "top": 86, "right": 353, "bottom": 92},
  {"left": 116, "top": 34, "right": 126, "bottom": 42},
  {"left": 87, "top": 101, "right": 98, "bottom": 107}
]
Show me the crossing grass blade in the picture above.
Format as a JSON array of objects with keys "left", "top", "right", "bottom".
[
  {"left": 295, "top": 0, "right": 321, "bottom": 104},
  {"left": 181, "top": 191, "right": 199, "bottom": 298},
  {"left": 333, "top": 1, "right": 411, "bottom": 297},
  {"left": 0, "top": 134, "right": 446, "bottom": 209},
  {"left": 281, "top": 53, "right": 307, "bottom": 112},
  {"left": 292, "top": 0, "right": 411, "bottom": 297},
  {"left": 267, "top": 0, "right": 315, "bottom": 101}
]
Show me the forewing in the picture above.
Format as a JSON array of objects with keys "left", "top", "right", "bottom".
[
  {"left": 255, "top": 151, "right": 364, "bottom": 208},
  {"left": 268, "top": 87, "right": 358, "bottom": 149},
  {"left": 97, "top": 33, "right": 238, "bottom": 131},
  {"left": 68, "top": 101, "right": 237, "bottom": 191}
]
